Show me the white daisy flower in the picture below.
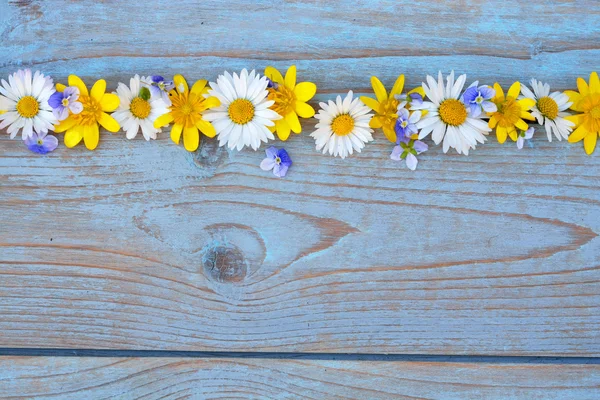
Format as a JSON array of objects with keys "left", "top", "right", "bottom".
[
  {"left": 520, "top": 79, "right": 574, "bottom": 142},
  {"left": 311, "top": 90, "right": 374, "bottom": 159},
  {"left": 112, "top": 74, "right": 169, "bottom": 141},
  {"left": 413, "top": 71, "right": 491, "bottom": 155},
  {"left": 0, "top": 69, "right": 58, "bottom": 139},
  {"left": 203, "top": 69, "right": 281, "bottom": 151}
]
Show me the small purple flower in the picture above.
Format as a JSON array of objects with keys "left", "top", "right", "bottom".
[
  {"left": 517, "top": 127, "right": 534, "bottom": 149},
  {"left": 142, "top": 75, "right": 174, "bottom": 106},
  {"left": 461, "top": 83, "right": 496, "bottom": 117},
  {"left": 48, "top": 86, "right": 83, "bottom": 121},
  {"left": 390, "top": 138, "right": 428, "bottom": 171},
  {"left": 394, "top": 108, "right": 422, "bottom": 142},
  {"left": 260, "top": 146, "right": 292, "bottom": 177},
  {"left": 24, "top": 131, "right": 58, "bottom": 154}
]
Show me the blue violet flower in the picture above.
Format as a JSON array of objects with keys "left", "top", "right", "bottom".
[
  {"left": 394, "top": 108, "right": 422, "bottom": 142},
  {"left": 260, "top": 146, "right": 292, "bottom": 177},
  {"left": 48, "top": 86, "right": 83, "bottom": 121},
  {"left": 461, "top": 83, "right": 497, "bottom": 117},
  {"left": 24, "top": 131, "right": 58, "bottom": 154}
]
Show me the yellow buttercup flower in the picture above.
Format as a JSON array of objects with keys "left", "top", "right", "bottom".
[
  {"left": 488, "top": 82, "right": 535, "bottom": 143},
  {"left": 565, "top": 71, "right": 600, "bottom": 155},
  {"left": 53, "top": 75, "right": 120, "bottom": 150},
  {"left": 264, "top": 65, "right": 317, "bottom": 141},
  {"left": 360, "top": 75, "right": 425, "bottom": 143},
  {"left": 153, "top": 75, "right": 220, "bottom": 152}
]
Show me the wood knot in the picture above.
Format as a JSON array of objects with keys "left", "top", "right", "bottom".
[{"left": 202, "top": 245, "right": 247, "bottom": 283}]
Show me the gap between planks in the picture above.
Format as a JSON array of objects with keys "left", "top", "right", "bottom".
[{"left": 0, "top": 348, "right": 599, "bottom": 364}]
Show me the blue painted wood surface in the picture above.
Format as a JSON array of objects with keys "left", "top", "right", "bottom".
[{"left": 0, "top": 0, "right": 599, "bottom": 397}]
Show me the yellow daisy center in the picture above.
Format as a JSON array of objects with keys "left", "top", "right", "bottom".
[
  {"left": 72, "top": 95, "right": 102, "bottom": 126},
  {"left": 268, "top": 86, "right": 296, "bottom": 116},
  {"left": 16, "top": 96, "right": 39, "bottom": 118},
  {"left": 228, "top": 98, "right": 255, "bottom": 125},
  {"left": 495, "top": 97, "right": 521, "bottom": 128},
  {"left": 377, "top": 97, "right": 400, "bottom": 129},
  {"left": 331, "top": 114, "right": 355, "bottom": 136},
  {"left": 130, "top": 97, "right": 151, "bottom": 119},
  {"left": 537, "top": 96, "right": 558, "bottom": 120},
  {"left": 171, "top": 92, "right": 205, "bottom": 128},
  {"left": 439, "top": 99, "right": 467, "bottom": 126}
]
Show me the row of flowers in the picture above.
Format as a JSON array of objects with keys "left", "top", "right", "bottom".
[{"left": 0, "top": 68, "right": 599, "bottom": 173}]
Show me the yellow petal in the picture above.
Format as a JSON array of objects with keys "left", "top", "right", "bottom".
[
  {"left": 202, "top": 96, "right": 220, "bottom": 110},
  {"left": 590, "top": 72, "right": 600, "bottom": 93},
  {"left": 371, "top": 76, "right": 388, "bottom": 103},
  {"left": 53, "top": 116, "right": 76, "bottom": 133},
  {"left": 508, "top": 127, "right": 518, "bottom": 142},
  {"left": 154, "top": 113, "right": 174, "bottom": 129},
  {"left": 183, "top": 126, "right": 199, "bottom": 151},
  {"left": 488, "top": 114, "right": 498, "bottom": 128},
  {"left": 191, "top": 79, "right": 207, "bottom": 95},
  {"left": 91, "top": 79, "right": 106, "bottom": 101},
  {"left": 493, "top": 83, "right": 504, "bottom": 101},
  {"left": 408, "top": 86, "right": 425, "bottom": 98},
  {"left": 56, "top": 83, "right": 66, "bottom": 93},
  {"left": 284, "top": 65, "right": 296, "bottom": 89},
  {"left": 496, "top": 126, "right": 507, "bottom": 143},
  {"left": 518, "top": 98, "right": 535, "bottom": 111},
  {"left": 295, "top": 101, "right": 315, "bottom": 118},
  {"left": 390, "top": 74, "right": 405, "bottom": 97},
  {"left": 68, "top": 75, "right": 88, "bottom": 96},
  {"left": 285, "top": 111, "right": 301, "bottom": 133},
  {"left": 514, "top": 118, "right": 529, "bottom": 131},
  {"left": 98, "top": 112, "right": 120, "bottom": 132},
  {"left": 565, "top": 91, "right": 583, "bottom": 111},
  {"left": 276, "top": 118, "right": 291, "bottom": 141},
  {"left": 360, "top": 96, "right": 380, "bottom": 112},
  {"left": 171, "top": 123, "right": 183, "bottom": 144},
  {"left": 507, "top": 81, "right": 521, "bottom": 99},
  {"left": 196, "top": 119, "right": 216, "bottom": 138},
  {"left": 568, "top": 125, "right": 588, "bottom": 143},
  {"left": 264, "top": 66, "right": 284, "bottom": 85},
  {"left": 369, "top": 117, "right": 382, "bottom": 129},
  {"left": 520, "top": 111, "right": 535, "bottom": 121},
  {"left": 584, "top": 131, "right": 597, "bottom": 154},
  {"left": 382, "top": 126, "right": 396, "bottom": 143},
  {"left": 565, "top": 113, "right": 585, "bottom": 127},
  {"left": 83, "top": 124, "right": 99, "bottom": 150},
  {"left": 64, "top": 127, "right": 83, "bottom": 148},
  {"left": 100, "top": 93, "right": 119, "bottom": 112},
  {"left": 294, "top": 82, "right": 316, "bottom": 102},
  {"left": 577, "top": 77, "right": 589, "bottom": 96},
  {"left": 268, "top": 124, "right": 276, "bottom": 133},
  {"left": 174, "top": 74, "right": 188, "bottom": 94}
]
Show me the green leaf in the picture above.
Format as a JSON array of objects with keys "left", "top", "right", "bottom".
[{"left": 139, "top": 87, "right": 151, "bottom": 101}]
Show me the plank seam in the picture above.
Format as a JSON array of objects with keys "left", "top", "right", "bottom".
[{"left": 0, "top": 349, "right": 599, "bottom": 364}]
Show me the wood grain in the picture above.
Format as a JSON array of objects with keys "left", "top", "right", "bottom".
[
  {"left": 2, "top": 357, "right": 599, "bottom": 399},
  {"left": 1, "top": 0, "right": 599, "bottom": 356}
]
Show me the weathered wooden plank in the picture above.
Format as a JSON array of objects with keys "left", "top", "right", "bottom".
[
  {"left": 1, "top": 0, "right": 599, "bottom": 355},
  {"left": 1, "top": 357, "right": 599, "bottom": 399},
  {"left": 0, "top": 0, "right": 599, "bottom": 89},
  {"left": 1, "top": 130, "right": 599, "bottom": 354}
]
